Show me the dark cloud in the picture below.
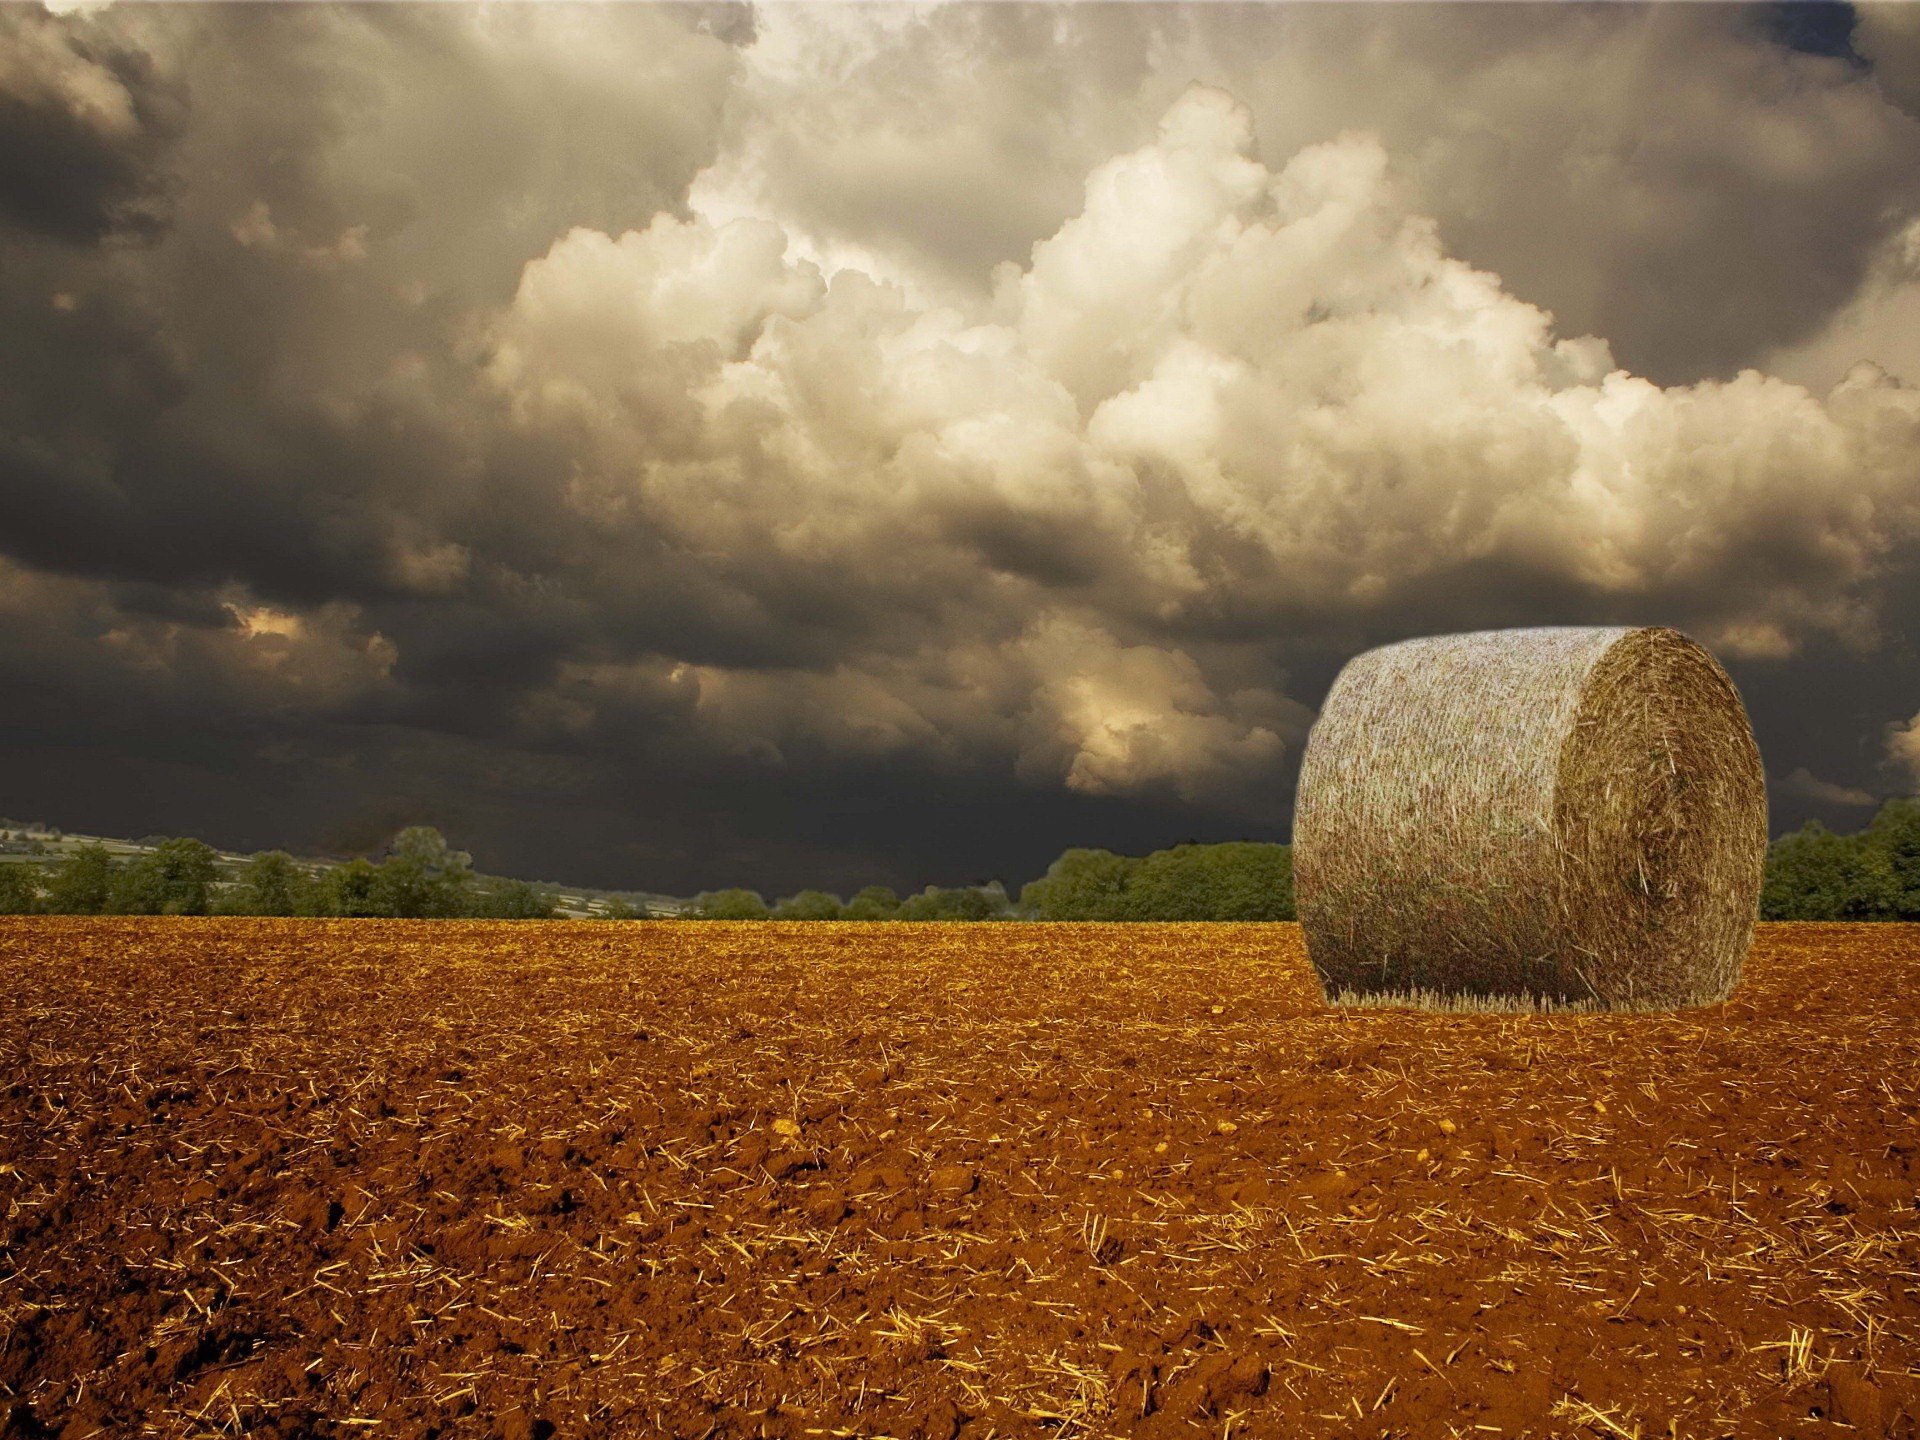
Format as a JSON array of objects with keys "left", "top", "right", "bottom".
[
  {"left": 1760, "top": 1, "right": 1863, "bottom": 61},
  {"left": 1855, "top": 4, "right": 1920, "bottom": 114},
  {"left": 0, "top": 7, "right": 183, "bottom": 242},
  {"left": 2, "top": 3, "right": 1919, "bottom": 896}
]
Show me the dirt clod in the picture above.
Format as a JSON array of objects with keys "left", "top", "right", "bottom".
[
  {"left": 929, "top": 1164, "right": 976, "bottom": 1197},
  {"left": 1828, "top": 1364, "right": 1886, "bottom": 1430}
]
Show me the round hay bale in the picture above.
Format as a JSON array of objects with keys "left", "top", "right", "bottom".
[{"left": 1294, "top": 626, "right": 1766, "bottom": 1009}]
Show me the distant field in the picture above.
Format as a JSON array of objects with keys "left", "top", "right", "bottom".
[{"left": 2, "top": 920, "right": 1917, "bottom": 1438}]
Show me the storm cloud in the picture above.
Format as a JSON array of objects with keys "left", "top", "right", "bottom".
[{"left": 3, "top": 2, "right": 1919, "bottom": 894}]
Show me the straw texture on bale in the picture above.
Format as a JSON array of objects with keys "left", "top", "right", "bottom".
[{"left": 1294, "top": 626, "right": 1767, "bottom": 1009}]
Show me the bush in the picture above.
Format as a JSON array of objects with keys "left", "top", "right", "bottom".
[
  {"left": 1865, "top": 798, "right": 1920, "bottom": 920},
  {"left": 1121, "top": 842, "right": 1294, "bottom": 921},
  {"left": 896, "top": 884, "right": 1010, "bottom": 920},
  {"left": 44, "top": 845, "right": 115, "bottom": 915},
  {"left": 224, "top": 852, "right": 318, "bottom": 916},
  {"left": 842, "top": 885, "right": 899, "bottom": 920},
  {"left": 319, "top": 858, "right": 387, "bottom": 917},
  {"left": 691, "top": 888, "right": 770, "bottom": 919},
  {"left": 1019, "top": 848, "right": 1137, "bottom": 920},
  {"left": 468, "top": 880, "right": 558, "bottom": 919},
  {"left": 1019, "top": 842, "right": 1294, "bottom": 920},
  {"left": 374, "top": 827, "right": 473, "bottom": 918},
  {"left": 1761, "top": 820, "right": 1899, "bottom": 920},
  {"left": 773, "top": 889, "right": 844, "bottom": 920},
  {"left": 0, "top": 864, "right": 39, "bottom": 915},
  {"left": 110, "top": 838, "right": 218, "bottom": 916}
]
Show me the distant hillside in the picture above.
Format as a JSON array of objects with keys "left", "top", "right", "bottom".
[{"left": 0, "top": 820, "right": 684, "bottom": 919}]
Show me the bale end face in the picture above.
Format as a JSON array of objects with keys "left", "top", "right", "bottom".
[{"left": 1294, "top": 626, "right": 1766, "bottom": 1010}]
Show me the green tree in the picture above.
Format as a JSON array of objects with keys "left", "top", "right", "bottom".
[
  {"left": 1761, "top": 822, "right": 1899, "bottom": 920},
  {"left": 1121, "top": 842, "right": 1295, "bottom": 920},
  {"left": 226, "top": 851, "right": 317, "bottom": 916},
  {"left": 773, "top": 889, "right": 844, "bottom": 920},
  {"left": 44, "top": 844, "right": 115, "bottom": 915},
  {"left": 599, "top": 897, "right": 648, "bottom": 920},
  {"left": 374, "top": 827, "right": 473, "bottom": 918},
  {"left": 896, "top": 884, "right": 1009, "bottom": 920},
  {"left": 842, "top": 885, "right": 899, "bottom": 920},
  {"left": 319, "top": 858, "right": 388, "bottom": 917},
  {"left": 1863, "top": 798, "right": 1920, "bottom": 920},
  {"left": 110, "top": 837, "right": 218, "bottom": 916},
  {"left": 895, "top": 887, "right": 942, "bottom": 920},
  {"left": 1019, "top": 848, "right": 1137, "bottom": 920},
  {"left": 691, "top": 888, "right": 770, "bottom": 919},
  {"left": 0, "top": 864, "right": 39, "bottom": 915},
  {"left": 468, "top": 879, "right": 558, "bottom": 919}
]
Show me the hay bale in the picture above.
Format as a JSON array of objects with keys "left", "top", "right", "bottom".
[{"left": 1294, "top": 626, "right": 1766, "bottom": 1009}]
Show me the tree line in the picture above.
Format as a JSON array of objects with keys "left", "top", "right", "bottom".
[
  {"left": 0, "top": 827, "right": 556, "bottom": 919},
  {"left": 688, "top": 882, "right": 1018, "bottom": 921},
  {"left": 690, "top": 841, "right": 1299, "bottom": 921},
  {"left": 3, "top": 804, "right": 1915, "bottom": 921},
  {"left": 713, "top": 806, "right": 1920, "bottom": 924}
]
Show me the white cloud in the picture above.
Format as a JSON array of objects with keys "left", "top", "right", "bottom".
[
  {"left": 1765, "top": 220, "right": 1920, "bottom": 390},
  {"left": 231, "top": 200, "right": 369, "bottom": 271},
  {"left": 0, "top": 7, "right": 139, "bottom": 139},
  {"left": 489, "top": 216, "right": 826, "bottom": 435},
  {"left": 685, "top": 5, "right": 1920, "bottom": 383},
  {"left": 484, "top": 85, "right": 1920, "bottom": 800},
  {"left": 1891, "top": 713, "right": 1920, "bottom": 791},
  {"left": 1014, "top": 617, "right": 1294, "bottom": 805},
  {"left": 1781, "top": 767, "right": 1877, "bottom": 807}
]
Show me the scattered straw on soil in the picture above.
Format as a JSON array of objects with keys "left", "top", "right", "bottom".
[{"left": 2, "top": 918, "right": 1916, "bottom": 1439}]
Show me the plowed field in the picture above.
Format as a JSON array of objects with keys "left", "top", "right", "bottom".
[{"left": 2, "top": 919, "right": 1917, "bottom": 1440}]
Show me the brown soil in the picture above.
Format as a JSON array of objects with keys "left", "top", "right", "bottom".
[{"left": 2, "top": 919, "right": 1917, "bottom": 1439}]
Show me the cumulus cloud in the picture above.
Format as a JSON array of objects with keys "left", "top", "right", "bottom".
[
  {"left": 1781, "top": 767, "right": 1877, "bottom": 808},
  {"left": 491, "top": 83, "right": 1920, "bottom": 800},
  {"left": 693, "top": 5, "right": 1920, "bottom": 382},
  {"left": 1767, "top": 219, "right": 1920, "bottom": 390},
  {"left": 1891, "top": 714, "right": 1920, "bottom": 791},
  {"left": 230, "top": 200, "right": 369, "bottom": 271},
  {"left": 1013, "top": 618, "right": 1295, "bottom": 805}
]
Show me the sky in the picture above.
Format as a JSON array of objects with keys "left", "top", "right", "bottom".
[{"left": 2, "top": 1, "right": 1920, "bottom": 896}]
